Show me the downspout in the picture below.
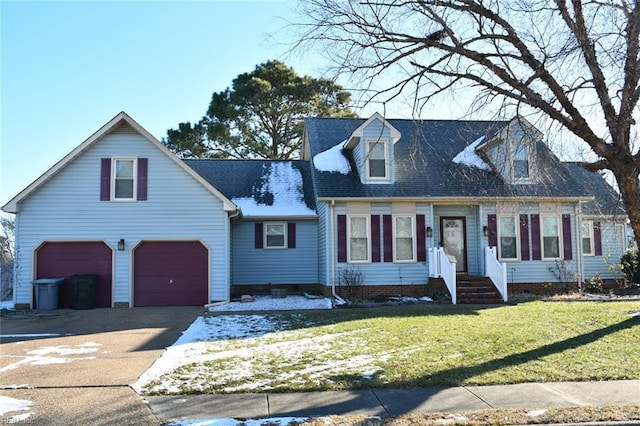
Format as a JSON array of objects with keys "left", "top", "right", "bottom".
[
  {"left": 206, "top": 207, "right": 242, "bottom": 309},
  {"left": 575, "top": 203, "right": 583, "bottom": 292},
  {"left": 329, "top": 200, "right": 345, "bottom": 304}
]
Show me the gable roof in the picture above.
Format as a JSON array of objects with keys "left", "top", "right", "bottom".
[
  {"left": 563, "top": 163, "right": 626, "bottom": 216},
  {"left": 184, "top": 159, "right": 316, "bottom": 218},
  {"left": 304, "top": 117, "right": 600, "bottom": 201},
  {"left": 2, "top": 112, "right": 236, "bottom": 213}
]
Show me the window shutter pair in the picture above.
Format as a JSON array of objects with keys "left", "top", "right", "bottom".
[
  {"left": 493, "top": 213, "right": 575, "bottom": 261},
  {"left": 254, "top": 223, "right": 296, "bottom": 249},
  {"left": 100, "top": 158, "right": 148, "bottom": 201},
  {"left": 337, "top": 214, "right": 426, "bottom": 263}
]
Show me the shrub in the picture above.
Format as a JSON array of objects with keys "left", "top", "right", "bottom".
[
  {"left": 583, "top": 273, "right": 603, "bottom": 293},
  {"left": 620, "top": 247, "right": 640, "bottom": 285}
]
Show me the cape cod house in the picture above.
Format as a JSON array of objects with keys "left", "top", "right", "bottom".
[{"left": 2, "top": 112, "right": 628, "bottom": 308}]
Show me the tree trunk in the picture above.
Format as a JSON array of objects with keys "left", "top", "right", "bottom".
[{"left": 611, "top": 164, "right": 640, "bottom": 247}]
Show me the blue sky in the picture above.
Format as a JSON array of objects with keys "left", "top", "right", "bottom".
[{"left": 1, "top": 0, "right": 337, "bottom": 207}]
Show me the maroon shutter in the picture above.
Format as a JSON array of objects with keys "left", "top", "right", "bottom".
[
  {"left": 416, "top": 214, "right": 426, "bottom": 262},
  {"left": 371, "top": 215, "right": 381, "bottom": 262},
  {"left": 520, "top": 214, "right": 530, "bottom": 261},
  {"left": 100, "top": 158, "right": 111, "bottom": 201},
  {"left": 287, "top": 222, "right": 296, "bottom": 249},
  {"left": 488, "top": 214, "right": 497, "bottom": 247},
  {"left": 137, "top": 158, "right": 148, "bottom": 201},
  {"left": 383, "top": 214, "right": 393, "bottom": 262},
  {"left": 531, "top": 214, "right": 541, "bottom": 260},
  {"left": 337, "top": 215, "right": 347, "bottom": 262},
  {"left": 562, "top": 214, "right": 573, "bottom": 260},
  {"left": 594, "top": 221, "right": 602, "bottom": 256},
  {"left": 254, "top": 223, "right": 264, "bottom": 249}
]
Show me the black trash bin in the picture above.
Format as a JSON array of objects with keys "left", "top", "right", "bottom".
[
  {"left": 70, "top": 274, "right": 99, "bottom": 309},
  {"left": 32, "top": 278, "right": 64, "bottom": 310}
]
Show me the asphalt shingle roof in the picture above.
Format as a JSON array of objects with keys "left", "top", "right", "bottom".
[{"left": 304, "top": 117, "right": 621, "bottom": 204}]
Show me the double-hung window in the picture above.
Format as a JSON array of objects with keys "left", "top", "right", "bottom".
[
  {"left": 367, "top": 139, "right": 388, "bottom": 180},
  {"left": 113, "top": 158, "right": 136, "bottom": 201},
  {"left": 348, "top": 215, "right": 370, "bottom": 262},
  {"left": 512, "top": 143, "right": 530, "bottom": 179},
  {"left": 582, "top": 221, "right": 594, "bottom": 256},
  {"left": 265, "top": 223, "right": 286, "bottom": 248},
  {"left": 542, "top": 216, "right": 561, "bottom": 259},
  {"left": 394, "top": 215, "right": 415, "bottom": 262},
  {"left": 498, "top": 216, "right": 519, "bottom": 260}
]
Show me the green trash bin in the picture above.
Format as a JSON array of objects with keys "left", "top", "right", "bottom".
[
  {"left": 32, "top": 278, "right": 64, "bottom": 310},
  {"left": 70, "top": 274, "right": 98, "bottom": 309}
]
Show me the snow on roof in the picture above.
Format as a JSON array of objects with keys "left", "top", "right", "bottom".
[
  {"left": 232, "top": 162, "right": 315, "bottom": 217},
  {"left": 452, "top": 136, "right": 490, "bottom": 170},
  {"left": 312, "top": 140, "right": 351, "bottom": 174}
]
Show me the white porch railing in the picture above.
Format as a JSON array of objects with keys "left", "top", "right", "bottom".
[
  {"left": 485, "top": 247, "right": 508, "bottom": 302},
  {"left": 428, "top": 247, "right": 457, "bottom": 304}
]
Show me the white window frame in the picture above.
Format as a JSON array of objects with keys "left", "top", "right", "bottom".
[
  {"left": 347, "top": 214, "right": 371, "bottom": 263},
  {"left": 264, "top": 222, "right": 287, "bottom": 249},
  {"left": 112, "top": 158, "right": 137, "bottom": 201},
  {"left": 511, "top": 142, "right": 532, "bottom": 181},
  {"left": 497, "top": 215, "right": 520, "bottom": 261},
  {"left": 541, "top": 215, "right": 563, "bottom": 260},
  {"left": 365, "top": 139, "right": 390, "bottom": 181},
  {"left": 582, "top": 221, "right": 595, "bottom": 256},
  {"left": 393, "top": 214, "right": 416, "bottom": 262}
]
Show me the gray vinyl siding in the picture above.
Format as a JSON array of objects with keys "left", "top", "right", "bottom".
[
  {"left": 583, "top": 219, "right": 627, "bottom": 281},
  {"left": 12, "top": 130, "right": 230, "bottom": 307},
  {"left": 231, "top": 220, "right": 318, "bottom": 285},
  {"left": 481, "top": 202, "right": 581, "bottom": 284},
  {"left": 333, "top": 202, "right": 430, "bottom": 286},
  {"left": 353, "top": 118, "right": 396, "bottom": 184}
]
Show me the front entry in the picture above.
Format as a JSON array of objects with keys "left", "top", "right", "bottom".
[{"left": 440, "top": 217, "right": 467, "bottom": 272}]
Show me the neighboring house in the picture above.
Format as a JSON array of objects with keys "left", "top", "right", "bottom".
[{"left": 2, "top": 112, "right": 627, "bottom": 308}]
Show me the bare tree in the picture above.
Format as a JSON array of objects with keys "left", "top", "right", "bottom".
[
  {"left": 295, "top": 0, "right": 640, "bottom": 242},
  {"left": 0, "top": 215, "right": 14, "bottom": 263}
]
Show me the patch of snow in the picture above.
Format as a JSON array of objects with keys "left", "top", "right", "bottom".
[
  {"left": 0, "top": 301, "right": 14, "bottom": 310},
  {"left": 526, "top": 409, "right": 547, "bottom": 417},
  {"left": 1, "top": 333, "right": 61, "bottom": 338},
  {"left": 208, "top": 295, "right": 332, "bottom": 312},
  {"left": 420, "top": 296, "right": 433, "bottom": 302},
  {"left": 452, "top": 136, "right": 490, "bottom": 170},
  {"left": 0, "top": 343, "right": 101, "bottom": 373},
  {"left": 313, "top": 140, "right": 350, "bottom": 174},
  {"left": 232, "top": 162, "right": 315, "bottom": 217},
  {"left": 170, "top": 418, "right": 308, "bottom": 426},
  {"left": 0, "top": 395, "right": 33, "bottom": 416},
  {"left": 0, "top": 384, "right": 29, "bottom": 389}
]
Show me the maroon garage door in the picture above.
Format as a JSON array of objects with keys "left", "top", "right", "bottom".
[
  {"left": 133, "top": 241, "right": 208, "bottom": 307},
  {"left": 36, "top": 242, "right": 112, "bottom": 308}
]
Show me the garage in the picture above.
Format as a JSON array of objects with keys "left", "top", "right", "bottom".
[
  {"left": 36, "top": 242, "right": 113, "bottom": 308},
  {"left": 133, "top": 241, "right": 209, "bottom": 307}
]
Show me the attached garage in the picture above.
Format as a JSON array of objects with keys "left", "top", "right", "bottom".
[
  {"left": 133, "top": 241, "right": 209, "bottom": 307},
  {"left": 36, "top": 242, "right": 113, "bottom": 308}
]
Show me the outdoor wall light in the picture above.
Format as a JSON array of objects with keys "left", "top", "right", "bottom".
[
  {"left": 118, "top": 239, "right": 125, "bottom": 251},
  {"left": 483, "top": 226, "right": 489, "bottom": 237},
  {"left": 425, "top": 226, "right": 433, "bottom": 238}
]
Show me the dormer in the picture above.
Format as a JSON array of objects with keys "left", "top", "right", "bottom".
[
  {"left": 477, "top": 116, "right": 542, "bottom": 184},
  {"left": 343, "top": 113, "right": 401, "bottom": 184}
]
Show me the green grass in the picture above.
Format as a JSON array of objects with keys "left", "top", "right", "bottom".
[{"left": 152, "top": 301, "right": 640, "bottom": 394}]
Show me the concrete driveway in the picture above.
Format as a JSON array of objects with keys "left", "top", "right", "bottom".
[{"left": 0, "top": 307, "right": 203, "bottom": 425}]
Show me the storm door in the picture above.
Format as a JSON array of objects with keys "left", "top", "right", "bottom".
[{"left": 440, "top": 217, "right": 467, "bottom": 272}]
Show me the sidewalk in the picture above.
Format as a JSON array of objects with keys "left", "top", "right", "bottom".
[{"left": 146, "top": 379, "right": 640, "bottom": 422}]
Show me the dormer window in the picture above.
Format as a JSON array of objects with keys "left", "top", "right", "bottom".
[
  {"left": 512, "top": 142, "right": 530, "bottom": 179},
  {"left": 367, "top": 139, "right": 389, "bottom": 180}
]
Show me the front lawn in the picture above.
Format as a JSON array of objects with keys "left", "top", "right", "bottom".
[{"left": 137, "top": 301, "right": 639, "bottom": 395}]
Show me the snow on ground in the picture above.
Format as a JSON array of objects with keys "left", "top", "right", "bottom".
[
  {"left": 0, "top": 301, "right": 14, "bottom": 310},
  {"left": 171, "top": 418, "right": 308, "bottom": 426},
  {"left": 0, "top": 395, "right": 33, "bottom": 422},
  {"left": 0, "top": 342, "right": 102, "bottom": 373},
  {"left": 208, "top": 295, "right": 332, "bottom": 312}
]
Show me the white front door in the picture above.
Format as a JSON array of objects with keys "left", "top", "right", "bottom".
[{"left": 440, "top": 217, "right": 467, "bottom": 272}]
